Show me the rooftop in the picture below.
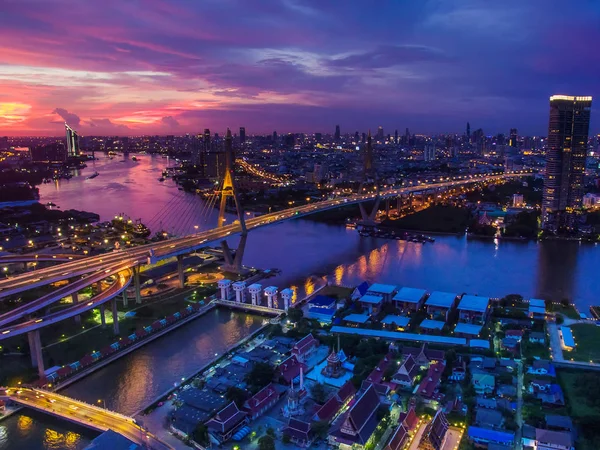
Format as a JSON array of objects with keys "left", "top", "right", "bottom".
[
  {"left": 529, "top": 298, "right": 545, "bottom": 308},
  {"left": 343, "top": 314, "right": 371, "bottom": 324},
  {"left": 426, "top": 291, "right": 457, "bottom": 308},
  {"left": 470, "top": 339, "right": 490, "bottom": 349},
  {"left": 331, "top": 326, "right": 467, "bottom": 345},
  {"left": 458, "top": 295, "right": 490, "bottom": 313},
  {"left": 359, "top": 294, "right": 384, "bottom": 304},
  {"left": 367, "top": 283, "right": 397, "bottom": 295},
  {"left": 454, "top": 323, "right": 483, "bottom": 335},
  {"left": 381, "top": 315, "right": 410, "bottom": 327},
  {"left": 392, "top": 287, "right": 426, "bottom": 303},
  {"left": 560, "top": 326, "right": 575, "bottom": 348},
  {"left": 468, "top": 426, "right": 514, "bottom": 444},
  {"left": 419, "top": 319, "right": 445, "bottom": 330}
]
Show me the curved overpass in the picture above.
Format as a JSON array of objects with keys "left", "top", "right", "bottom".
[
  {"left": 0, "top": 172, "right": 531, "bottom": 298},
  {"left": 0, "top": 261, "right": 135, "bottom": 329}
]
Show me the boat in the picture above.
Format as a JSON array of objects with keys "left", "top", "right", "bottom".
[
  {"left": 86, "top": 171, "right": 100, "bottom": 180},
  {"left": 131, "top": 156, "right": 139, "bottom": 162},
  {"left": 158, "top": 177, "right": 165, "bottom": 182}
]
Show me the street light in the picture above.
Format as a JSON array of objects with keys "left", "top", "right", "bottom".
[{"left": 97, "top": 399, "right": 106, "bottom": 409}]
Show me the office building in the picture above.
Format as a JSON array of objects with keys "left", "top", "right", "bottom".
[
  {"left": 376, "top": 126, "right": 384, "bottom": 141},
  {"left": 31, "top": 143, "right": 67, "bottom": 163},
  {"left": 239, "top": 127, "right": 246, "bottom": 145},
  {"left": 542, "top": 95, "right": 593, "bottom": 227},
  {"left": 394, "top": 129, "right": 398, "bottom": 144},
  {"left": 65, "top": 123, "right": 80, "bottom": 157},
  {"left": 334, "top": 125, "right": 341, "bottom": 141},
  {"left": 424, "top": 143, "right": 436, "bottom": 162},
  {"left": 509, "top": 128, "right": 518, "bottom": 148}
]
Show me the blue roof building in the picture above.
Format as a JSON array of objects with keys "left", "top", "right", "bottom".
[
  {"left": 468, "top": 426, "right": 514, "bottom": 446},
  {"left": 393, "top": 287, "right": 427, "bottom": 312},
  {"left": 308, "top": 306, "right": 337, "bottom": 323},
  {"left": 454, "top": 323, "right": 482, "bottom": 336},
  {"left": 309, "top": 295, "right": 337, "bottom": 308},
  {"left": 425, "top": 291, "right": 457, "bottom": 320},
  {"left": 381, "top": 315, "right": 410, "bottom": 329},
  {"left": 458, "top": 295, "right": 490, "bottom": 324}
]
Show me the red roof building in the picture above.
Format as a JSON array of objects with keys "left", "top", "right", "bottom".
[
  {"left": 367, "top": 353, "right": 394, "bottom": 384},
  {"left": 283, "top": 418, "right": 313, "bottom": 448},
  {"left": 402, "top": 344, "right": 445, "bottom": 366},
  {"left": 385, "top": 424, "right": 410, "bottom": 450},
  {"left": 79, "top": 354, "right": 95, "bottom": 367},
  {"left": 291, "top": 334, "right": 318, "bottom": 363},
  {"left": 278, "top": 355, "right": 306, "bottom": 384},
  {"left": 314, "top": 380, "right": 357, "bottom": 423},
  {"left": 417, "top": 362, "right": 446, "bottom": 400},
  {"left": 392, "top": 354, "right": 419, "bottom": 387},
  {"left": 399, "top": 407, "right": 419, "bottom": 432},
  {"left": 243, "top": 383, "right": 279, "bottom": 420},
  {"left": 206, "top": 402, "right": 247, "bottom": 444},
  {"left": 56, "top": 366, "right": 73, "bottom": 378}
]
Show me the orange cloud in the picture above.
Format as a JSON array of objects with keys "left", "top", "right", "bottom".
[{"left": 0, "top": 102, "right": 31, "bottom": 125}]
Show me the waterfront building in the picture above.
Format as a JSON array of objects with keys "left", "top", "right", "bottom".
[
  {"left": 381, "top": 315, "right": 410, "bottom": 330},
  {"left": 528, "top": 298, "right": 547, "bottom": 319},
  {"left": 335, "top": 124, "right": 341, "bottom": 141},
  {"left": 467, "top": 426, "right": 515, "bottom": 448},
  {"left": 457, "top": 295, "right": 490, "bottom": 324},
  {"left": 393, "top": 287, "right": 427, "bottom": 313},
  {"left": 424, "top": 143, "right": 436, "bottom": 161},
  {"left": 542, "top": 95, "right": 593, "bottom": 227},
  {"left": 366, "top": 283, "right": 397, "bottom": 302},
  {"left": 425, "top": 291, "right": 458, "bottom": 321}
]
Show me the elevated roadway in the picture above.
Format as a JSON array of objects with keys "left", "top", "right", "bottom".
[
  {"left": 0, "top": 253, "right": 83, "bottom": 263},
  {"left": 2, "top": 387, "right": 172, "bottom": 449},
  {"left": 0, "top": 172, "right": 530, "bottom": 299}
]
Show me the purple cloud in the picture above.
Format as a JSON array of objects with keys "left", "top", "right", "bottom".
[{"left": 53, "top": 108, "right": 81, "bottom": 126}]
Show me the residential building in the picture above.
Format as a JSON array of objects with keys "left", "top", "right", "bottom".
[
  {"left": 242, "top": 383, "right": 280, "bottom": 420},
  {"left": 417, "top": 362, "right": 445, "bottom": 401},
  {"left": 535, "top": 428, "right": 573, "bottom": 450},
  {"left": 472, "top": 373, "right": 495, "bottom": 395},
  {"left": 402, "top": 344, "right": 445, "bottom": 366},
  {"left": 291, "top": 333, "right": 318, "bottom": 363},
  {"left": 457, "top": 295, "right": 490, "bottom": 324},
  {"left": 528, "top": 298, "right": 547, "bottom": 319},
  {"left": 425, "top": 291, "right": 458, "bottom": 320},
  {"left": 365, "top": 283, "right": 397, "bottom": 302},
  {"left": 542, "top": 95, "right": 593, "bottom": 227},
  {"left": 393, "top": 287, "right": 427, "bottom": 312},
  {"left": 468, "top": 426, "right": 515, "bottom": 447},
  {"left": 475, "top": 408, "right": 504, "bottom": 429}
]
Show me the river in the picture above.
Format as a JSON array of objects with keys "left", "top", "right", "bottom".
[{"left": 2, "top": 154, "right": 599, "bottom": 448}]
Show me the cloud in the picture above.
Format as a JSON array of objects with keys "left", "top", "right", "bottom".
[
  {"left": 53, "top": 107, "right": 81, "bottom": 126},
  {"left": 327, "top": 45, "right": 448, "bottom": 69},
  {"left": 161, "top": 115, "right": 179, "bottom": 127},
  {"left": 88, "top": 118, "right": 129, "bottom": 131}
]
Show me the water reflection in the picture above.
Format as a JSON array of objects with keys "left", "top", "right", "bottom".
[{"left": 535, "top": 241, "right": 578, "bottom": 302}]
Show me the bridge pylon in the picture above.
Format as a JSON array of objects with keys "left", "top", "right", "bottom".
[
  {"left": 357, "top": 130, "right": 381, "bottom": 227},
  {"left": 219, "top": 128, "right": 249, "bottom": 274}
]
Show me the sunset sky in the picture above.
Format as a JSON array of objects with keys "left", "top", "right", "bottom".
[{"left": 1, "top": 0, "right": 599, "bottom": 136}]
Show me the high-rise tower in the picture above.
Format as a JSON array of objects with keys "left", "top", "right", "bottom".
[
  {"left": 239, "top": 127, "right": 246, "bottom": 145},
  {"left": 542, "top": 95, "right": 592, "bottom": 226},
  {"left": 65, "top": 123, "right": 80, "bottom": 157},
  {"left": 334, "top": 125, "right": 341, "bottom": 142}
]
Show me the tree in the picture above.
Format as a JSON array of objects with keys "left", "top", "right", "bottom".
[
  {"left": 226, "top": 386, "right": 248, "bottom": 408},
  {"left": 312, "top": 420, "right": 330, "bottom": 439},
  {"left": 258, "top": 435, "right": 276, "bottom": 450},
  {"left": 287, "top": 308, "right": 304, "bottom": 323},
  {"left": 310, "top": 382, "right": 328, "bottom": 404},
  {"left": 246, "top": 362, "right": 275, "bottom": 389},
  {"left": 192, "top": 423, "right": 209, "bottom": 446}
]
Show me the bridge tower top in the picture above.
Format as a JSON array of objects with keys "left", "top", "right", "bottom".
[{"left": 218, "top": 128, "right": 247, "bottom": 233}]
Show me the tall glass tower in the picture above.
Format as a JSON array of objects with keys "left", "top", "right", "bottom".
[
  {"left": 542, "top": 95, "right": 592, "bottom": 227},
  {"left": 65, "top": 123, "right": 80, "bottom": 157}
]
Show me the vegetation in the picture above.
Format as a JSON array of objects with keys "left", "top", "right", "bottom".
[
  {"left": 286, "top": 307, "right": 304, "bottom": 323},
  {"left": 547, "top": 302, "right": 580, "bottom": 320},
  {"left": 258, "top": 435, "right": 276, "bottom": 450},
  {"left": 192, "top": 423, "right": 209, "bottom": 446},
  {"left": 245, "top": 361, "right": 276, "bottom": 390},
  {"left": 312, "top": 420, "right": 330, "bottom": 439},
  {"left": 310, "top": 382, "right": 328, "bottom": 404},
  {"left": 226, "top": 386, "right": 248, "bottom": 408},
  {"left": 566, "top": 324, "right": 600, "bottom": 362},
  {"left": 381, "top": 205, "right": 471, "bottom": 233},
  {"left": 503, "top": 211, "right": 539, "bottom": 239}
]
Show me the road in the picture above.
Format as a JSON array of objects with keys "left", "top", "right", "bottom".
[
  {"left": 515, "top": 360, "right": 524, "bottom": 450},
  {"left": 3, "top": 387, "right": 172, "bottom": 449},
  {"left": 0, "top": 172, "right": 530, "bottom": 299},
  {"left": 0, "top": 253, "right": 84, "bottom": 263}
]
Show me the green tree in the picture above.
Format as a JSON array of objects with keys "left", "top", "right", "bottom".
[
  {"left": 312, "top": 420, "right": 330, "bottom": 439},
  {"left": 310, "top": 382, "right": 328, "bottom": 404},
  {"left": 258, "top": 435, "right": 276, "bottom": 450},
  {"left": 192, "top": 423, "right": 209, "bottom": 446},
  {"left": 287, "top": 308, "right": 304, "bottom": 323},
  {"left": 226, "top": 386, "right": 248, "bottom": 408},
  {"left": 246, "top": 362, "right": 275, "bottom": 389}
]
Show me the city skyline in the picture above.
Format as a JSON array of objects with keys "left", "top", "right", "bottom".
[{"left": 0, "top": 1, "right": 599, "bottom": 136}]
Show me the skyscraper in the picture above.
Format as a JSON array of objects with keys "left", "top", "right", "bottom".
[
  {"left": 65, "top": 123, "right": 80, "bottom": 157},
  {"left": 394, "top": 129, "right": 398, "bottom": 144},
  {"left": 424, "top": 143, "right": 436, "bottom": 161},
  {"left": 542, "top": 95, "right": 593, "bottom": 226},
  {"left": 334, "top": 125, "right": 341, "bottom": 141},
  {"left": 354, "top": 131, "right": 359, "bottom": 143},
  {"left": 376, "top": 126, "right": 384, "bottom": 141},
  {"left": 509, "top": 128, "right": 518, "bottom": 148},
  {"left": 239, "top": 127, "right": 246, "bottom": 145},
  {"left": 466, "top": 122, "right": 471, "bottom": 142}
]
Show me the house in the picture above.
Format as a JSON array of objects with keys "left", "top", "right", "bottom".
[
  {"left": 417, "top": 362, "right": 445, "bottom": 401},
  {"left": 457, "top": 295, "right": 490, "bottom": 324},
  {"left": 392, "top": 355, "right": 419, "bottom": 387},
  {"left": 419, "top": 410, "right": 449, "bottom": 450},
  {"left": 528, "top": 360, "right": 556, "bottom": 377},
  {"left": 283, "top": 419, "right": 313, "bottom": 448},
  {"left": 243, "top": 383, "right": 279, "bottom": 420},
  {"left": 329, "top": 384, "right": 382, "bottom": 449},
  {"left": 476, "top": 396, "right": 497, "bottom": 409},
  {"left": 454, "top": 323, "right": 483, "bottom": 338},
  {"left": 505, "top": 329, "right": 524, "bottom": 341},
  {"left": 384, "top": 423, "right": 410, "bottom": 450},
  {"left": 381, "top": 315, "right": 410, "bottom": 331},
  {"left": 398, "top": 407, "right": 419, "bottom": 432},
  {"left": 309, "top": 295, "right": 337, "bottom": 309},
  {"left": 352, "top": 281, "right": 370, "bottom": 300},
  {"left": 392, "top": 287, "right": 427, "bottom": 313},
  {"left": 501, "top": 337, "right": 519, "bottom": 354},
  {"left": 419, "top": 319, "right": 445, "bottom": 334},
  {"left": 535, "top": 428, "right": 573, "bottom": 450},
  {"left": 308, "top": 306, "right": 337, "bottom": 323},
  {"left": 545, "top": 415, "right": 574, "bottom": 434},
  {"left": 278, "top": 355, "right": 306, "bottom": 384},
  {"left": 367, "top": 353, "right": 395, "bottom": 384},
  {"left": 402, "top": 343, "right": 445, "bottom": 367},
  {"left": 425, "top": 291, "right": 458, "bottom": 320},
  {"left": 448, "top": 359, "right": 467, "bottom": 381},
  {"left": 528, "top": 298, "right": 547, "bottom": 319},
  {"left": 205, "top": 402, "right": 247, "bottom": 444},
  {"left": 468, "top": 426, "right": 515, "bottom": 447},
  {"left": 475, "top": 408, "right": 504, "bottom": 429},
  {"left": 529, "top": 332, "right": 546, "bottom": 344},
  {"left": 538, "top": 385, "right": 565, "bottom": 407},
  {"left": 291, "top": 334, "right": 318, "bottom": 363},
  {"left": 497, "top": 384, "right": 517, "bottom": 399},
  {"left": 343, "top": 313, "right": 371, "bottom": 326},
  {"left": 359, "top": 294, "right": 384, "bottom": 314},
  {"left": 472, "top": 373, "right": 495, "bottom": 395},
  {"left": 365, "top": 283, "right": 397, "bottom": 302}
]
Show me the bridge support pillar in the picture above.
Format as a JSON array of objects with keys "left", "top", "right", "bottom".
[
  {"left": 177, "top": 255, "right": 185, "bottom": 288},
  {"left": 28, "top": 330, "right": 44, "bottom": 378},
  {"left": 385, "top": 198, "right": 390, "bottom": 217},
  {"left": 71, "top": 292, "right": 79, "bottom": 303},
  {"left": 74, "top": 315, "right": 81, "bottom": 326},
  {"left": 220, "top": 233, "right": 248, "bottom": 274},
  {"left": 264, "top": 286, "right": 278, "bottom": 309},
  {"left": 134, "top": 266, "right": 141, "bottom": 304},
  {"left": 122, "top": 291, "right": 128, "bottom": 308},
  {"left": 281, "top": 288, "right": 293, "bottom": 312},
  {"left": 112, "top": 299, "right": 119, "bottom": 335},
  {"left": 397, "top": 196, "right": 402, "bottom": 212},
  {"left": 99, "top": 304, "right": 106, "bottom": 327},
  {"left": 248, "top": 284, "right": 262, "bottom": 306}
]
